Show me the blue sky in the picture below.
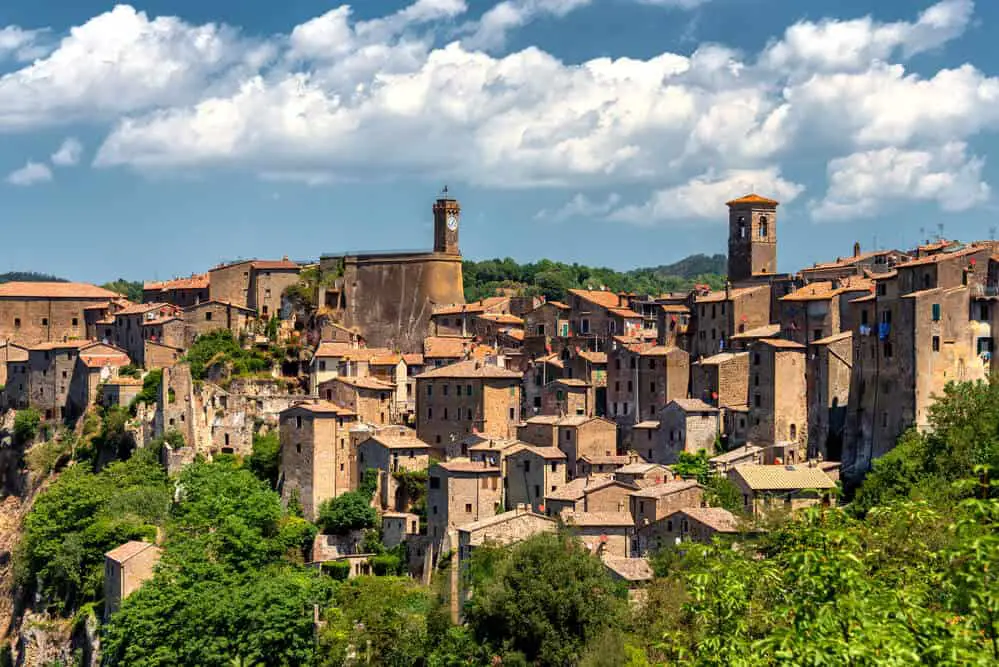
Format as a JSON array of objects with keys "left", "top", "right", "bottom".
[{"left": 1, "top": 0, "right": 998, "bottom": 283}]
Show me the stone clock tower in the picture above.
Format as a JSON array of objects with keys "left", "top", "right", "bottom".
[{"left": 433, "top": 191, "right": 460, "bottom": 255}]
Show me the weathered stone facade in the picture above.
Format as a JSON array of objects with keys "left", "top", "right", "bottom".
[
  {"left": 356, "top": 432, "right": 430, "bottom": 511},
  {"left": 0, "top": 282, "right": 120, "bottom": 347},
  {"left": 748, "top": 339, "right": 808, "bottom": 457},
  {"left": 727, "top": 194, "right": 778, "bottom": 283},
  {"left": 656, "top": 399, "right": 719, "bottom": 464},
  {"left": 503, "top": 445, "right": 567, "bottom": 511},
  {"left": 415, "top": 360, "right": 521, "bottom": 453},
  {"left": 807, "top": 331, "right": 853, "bottom": 461},
  {"left": 279, "top": 400, "right": 358, "bottom": 521},
  {"left": 426, "top": 459, "right": 502, "bottom": 556}
]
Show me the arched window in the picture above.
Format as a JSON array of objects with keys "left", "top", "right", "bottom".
[
  {"left": 737, "top": 216, "right": 746, "bottom": 239},
  {"left": 759, "top": 216, "right": 769, "bottom": 238},
  {"left": 789, "top": 423, "right": 797, "bottom": 440}
]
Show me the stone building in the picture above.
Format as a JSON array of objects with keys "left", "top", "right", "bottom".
[
  {"left": 318, "top": 376, "right": 394, "bottom": 426},
  {"left": 104, "top": 541, "right": 161, "bottom": 620},
  {"left": 727, "top": 463, "right": 836, "bottom": 517},
  {"left": 747, "top": 338, "right": 808, "bottom": 459},
  {"left": 209, "top": 257, "right": 300, "bottom": 317},
  {"left": 112, "top": 303, "right": 182, "bottom": 368},
  {"left": 561, "top": 511, "right": 634, "bottom": 558},
  {"left": 9, "top": 340, "right": 129, "bottom": 421},
  {"left": 309, "top": 341, "right": 356, "bottom": 393},
  {"left": 503, "top": 444, "right": 567, "bottom": 511},
  {"left": 0, "top": 342, "right": 28, "bottom": 396},
  {"left": 606, "top": 339, "right": 689, "bottom": 426},
  {"left": 315, "top": 195, "right": 465, "bottom": 352},
  {"left": 431, "top": 297, "right": 510, "bottom": 338},
  {"left": 692, "top": 284, "right": 772, "bottom": 359},
  {"left": 566, "top": 289, "right": 642, "bottom": 349},
  {"left": 843, "top": 245, "right": 993, "bottom": 476},
  {"left": 540, "top": 377, "right": 590, "bottom": 416},
  {"left": 544, "top": 476, "right": 637, "bottom": 517},
  {"left": 522, "top": 300, "right": 570, "bottom": 354},
  {"left": 613, "top": 461, "right": 674, "bottom": 487},
  {"left": 517, "top": 415, "right": 617, "bottom": 479},
  {"left": 629, "top": 480, "right": 705, "bottom": 527},
  {"left": 807, "top": 331, "right": 853, "bottom": 461},
  {"left": 356, "top": 430, "right": 430, "bottom": 511},
  {"left": 779, "top": 277, "right": 872, "bottom": 345},
  {"left": 577, "top": 454, "right": 632, "bottom": 476},
  {"left": 727, "top": 193, "right": 778, "bottom": 283},
  {"left": 143, "top": 274, "right": 210, "bottom": 308},
  {"left": 427, "top": 459, "right": 502, "bottom": 556},
  {"left": 709, "top": 444, "right": 764, "bottom": 474},
  {"left": 279, "top": 400, "right": 358, "bottom": 521},
  {"left": 0, "top": 281, "right": 118, "bottom": 346},
  {"left": 656, "top": 303, "right": 692, "bottom": 350},
  {"left": 691, "top": 351, "right": 749, "bottom": 407},
  {"left": 182, "top": 300, "right": 255, "bottom": 346},
  {"left": 383, "top": 512, "right": 421, "bottom": 549},
  {"left": 800, "top": 245, "right": 906, "bottom": 282},
  {"left": 423, "top": 336, "right": 472, "bottom": 368},
  {"left": 656, "top": 399, "right": 720, "bottom": 464},
  {"left": 639, "top": 507, "right": 741, "bottom": 554},
  {"left": 415, "top": 359, "right": 521, "bottom": 453}
]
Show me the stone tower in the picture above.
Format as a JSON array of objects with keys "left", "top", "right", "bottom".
[
  {"left": 433, "top": 194, "right": 460, "bottom": 255},
  {"left": 726, "top": 193, "right": 778, "bottom": 283}
]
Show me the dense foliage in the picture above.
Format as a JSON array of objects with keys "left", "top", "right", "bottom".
[
  {"left": 15, "top": 373, "right": 999, "bottom": 665},
  {"left": 129, "top": 369, "right": 163, "bottom": 414},
  {"left": 12, "top": 407, "right": 41, "bottom": 445},
  {"left": 247, "top": 430, "right": 281, "bottom": 488},
  {"left": 18, "top": 450, "right": 170, "bottom": 610},
  {"left": 463, "top": 256, "right": 726, "bottom": 302},
  {"left": 101, "top": 278, "right": 144, "bottom": 303},
  {"left": 0, "top": 271, "right": 65, "bottom": 283},
  {"left": 464, "top": 531, "right": 629, "bottom": 665},
  {"left": 182, "top": 329, "right": 276, "bottom": 380},
  {"left": 316, "top": 491, "right": 378, "bottom": 535}
]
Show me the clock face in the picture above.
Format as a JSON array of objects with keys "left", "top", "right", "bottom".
[{"left": 446, "top": 211, "right": 459, "bottom": 230}]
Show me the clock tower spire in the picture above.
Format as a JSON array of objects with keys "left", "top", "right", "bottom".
[{"left": 433, "top": 186, "right": 460, "bottom": 255}]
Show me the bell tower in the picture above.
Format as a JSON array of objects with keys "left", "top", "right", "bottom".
[
  {"left": 433, "top": 187, "right": 460, "bottom": 255},
  {"left": 726, "top": 193, "right": 778, "bottom": 283}
]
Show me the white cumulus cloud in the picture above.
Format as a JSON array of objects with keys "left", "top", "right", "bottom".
[
  {"left": 535, "top": 192, "right": 621, "bottom": 222},
  {"left": 51, "top": 137, "right": 83, "bottom": 166},
  {"left": 811, "top": 142, "right": 990, "bottom": 220},
  {"left": 609, "top": 169, "right": 804, "bottom": 224},
  {"left": 6, "top": 161, "right": 53, "bottom": 186},
  {"left": 0, "top": 1, "right": 989, "bottom": 224}
]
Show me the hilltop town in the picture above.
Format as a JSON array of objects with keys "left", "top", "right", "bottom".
[{"left": 2, "top": 191, "right": 997, "bottom": 663}]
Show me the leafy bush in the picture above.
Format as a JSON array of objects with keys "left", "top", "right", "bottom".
[
  {"left": 247, "top": 431, "right": 280, "bottom": 488},
  {"left": 129, "top": 369, "right": 162, "bottom": 414},
  {"left": 464, "top": 531, "right": 628, "bottom": 665},
  {"left": 117, "top": 364, "right": 141, "bottom": 379},
  {"left": 321, "top": 560, "right": 352, "bottom": 581},
  {"left": 183, "top": 330, "right": 275, "bottom": 380},
  {"left": 13, "top": 408, "right": 41, "bottom": 445},
  {"left": 317, "top": 492, "right": 377, "bottom": 535},
  {"left": 20, "top": 455, "right": 170, "bottom": 609},
  {"left": 25, "top": 435, "right": 73, "bottom": 478}
]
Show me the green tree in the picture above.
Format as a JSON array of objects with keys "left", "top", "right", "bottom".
[
  {"left": 247, "top": 431, "right": 280, "bottom": 488},
  {"left": 318, "top": 577, "right": 431, "bottom": 666},
  {"left": 464, "top": 532, "right": 628, "bottom": 665},
  {"left": 13, "top": 407, "right": 41, "bottom": 445},
  {"left": 316, "top": 492, "right": 377, "bottom": 535},
  {"left": 672, "top": 449, "right": 711, "bottom": 483},
  {"left": 101, "top": 278, "right": 144, "bottom": 302}
]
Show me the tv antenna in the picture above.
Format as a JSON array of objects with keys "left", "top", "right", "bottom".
[{"left": 937, "top": 223, "right": 944, "bottom": 242}]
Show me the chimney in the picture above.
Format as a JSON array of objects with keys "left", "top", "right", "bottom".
[
  {"left": 724, "top": 280, "right": 732, "bottom": 299},
  {"left": 853, "top": 241, "right": 861, "bottom": 258}
]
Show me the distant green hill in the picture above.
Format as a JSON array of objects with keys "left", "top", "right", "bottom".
[
  {"left": 0, "top": 271, "right": 66, "bottom": 283},
  {"left": 463, "top": 254, "right": 726, "bottom": 302},
  {"left": 641, "top": 253, "right": 727, "bottom": 280}
]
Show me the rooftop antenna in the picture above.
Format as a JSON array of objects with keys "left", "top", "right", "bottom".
[
  {"left": 919, "top": 226, "right": 926, "bottom": 245},
  {"left": 441, "top": 184, "right": 449, "bottom": 199},
  {"left": 990, "top": 225, "right": 997, "bottom": 241},
  {"left": 937, "top": 223, "right": 944, "bottom": 242}
]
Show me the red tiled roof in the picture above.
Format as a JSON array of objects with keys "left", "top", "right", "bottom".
[
  {"left": 145, "top": 273, "right": 209, "bottom": 291},
  {"left": 402, "top": 353, "right": 424, "bottom": 366},
  {"left": 251, "top": 259, "right": 300, "bottom": 270},
  {"left": 568, "top": 289, "right": 622, "bottom": 310},
  {"left": 416, "top": 359, "right": 520, "bottom": 379},
  {"left": 726, "top": 193, "right": 779, "bottom": 207},
  {"left": 423, "top": 336, "right": 471, "bottom": 359},
  {"left": 0, "top": 282, "right": 118, "bottom": 300},
  {"left": 314, "top": 342, "right": 356, "bottom": 358},
  {"left": 284, "top": 400, "right": 355, "bottom": 416}
]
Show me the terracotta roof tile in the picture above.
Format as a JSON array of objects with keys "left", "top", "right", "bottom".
[
  {"left": 423, "top": 336, "right": 471, "bottom": 359},
  {"left": 402, "top": 353, "right": 424, "bottom": 366},
  {"left": 105, "top": 540, "right": 159, "bottom": 563},
  {"left": 730, "top": 464, "right": 835, "bottom": 490},
  {"left": 284, "top": 400, "right": 356, "bottom": 416},
  {"left": 562, "top": 511, "right": 635, "bottom": 527},
  {"left": 668, "top": 398, "right": 718, "bottom": 412},
  {"left": 670, "top": 507, "right": 740, "bottom": 533},
  {"left": 568, "top": 289, "right": 623, "bottom": 310},
  {"left": 416, "top": 359, "right": 520, "bottom": 379},
  {"left": 314, "top": 342, "right": 357, "bottom": 358},
  {"left": 435, "top": 459, "right": 500, "bottom": 474},
  {"left": 725, "top": 193, "right": 779, "bottom": 207},
  {"left": 0, "top": 282, "right": 118, "bottom": 300},
  {"left": 630, "top": 480, "right": 702, "bottom": 498}
]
